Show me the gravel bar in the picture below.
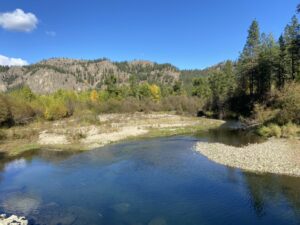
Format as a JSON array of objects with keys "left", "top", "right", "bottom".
[{"left": 195, "top": 139, "right": 300, "bottom": 177}]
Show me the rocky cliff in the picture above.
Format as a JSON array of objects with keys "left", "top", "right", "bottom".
[{"left": 0, "top": 58, "right": 181, "bottom": 93}]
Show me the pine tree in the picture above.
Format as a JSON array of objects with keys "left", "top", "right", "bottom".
[
  {"left": 283, "top": 16, "right": 300, "bottom": 80},
  {"left": 238, "top": 20, "right": 260, "bottom": 96},
  {"left": 277, "top": 35, "right": 287, "bottom": 88},
  {"left": 223, "top": 60, "right": 236, "bottom": 96},
  {"left": 256, "top": 33, "right": 278, "bottom": 98}
]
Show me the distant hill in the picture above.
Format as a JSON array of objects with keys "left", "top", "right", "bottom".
[{"left": 0, "top": 58, "right": 226, "bottom": 93}]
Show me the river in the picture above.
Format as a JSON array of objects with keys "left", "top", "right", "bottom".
[{"left": 0, "top": 131, "right": 299, "bottom": 225}]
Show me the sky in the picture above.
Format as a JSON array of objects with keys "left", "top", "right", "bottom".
[{"left": 0, "top": 0, "right": 299, "bottom": 69}]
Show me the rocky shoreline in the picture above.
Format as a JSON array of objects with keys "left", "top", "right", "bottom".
[
  {"left": 195, "top": 138, "right": 300, "bottom": 177},
  {"left": 0, "top": 214, "right": 28, "bottom": 225}
]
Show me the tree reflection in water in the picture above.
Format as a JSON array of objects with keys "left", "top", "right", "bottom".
[{"left": 242, "top": 171, "right": 300, "bottom": 219}]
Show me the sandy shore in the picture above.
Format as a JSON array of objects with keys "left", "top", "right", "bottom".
[{"left": 195, "top": 139, "right": 300, "bottom": 177}]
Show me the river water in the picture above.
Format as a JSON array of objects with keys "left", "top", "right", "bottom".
[{"left": 0, "top": 131, "right": 299, "bottom": 225}]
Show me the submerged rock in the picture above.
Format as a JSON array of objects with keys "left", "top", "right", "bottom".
[{"left": 0, "top": 214, "right": 28, "bottom": 225}]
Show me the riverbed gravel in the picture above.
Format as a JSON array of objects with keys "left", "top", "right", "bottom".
[{"left": 195, "top": 139, "right": 300, "bottom": 177}]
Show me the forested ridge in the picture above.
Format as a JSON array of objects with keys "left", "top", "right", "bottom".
[{"left": 0, "top": 5, "right": 299, "bottom": 138}]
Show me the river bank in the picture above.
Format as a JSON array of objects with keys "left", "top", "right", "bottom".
[
  {"left": 195, "top": 138, "right": 300, "bottom": 177},
  {"left": 0, "top": 112, "right": 225, "bottom": 157}
]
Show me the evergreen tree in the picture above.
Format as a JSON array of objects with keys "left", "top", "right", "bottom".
[
  {"left": 192, "top": 77, "right": 211, "bottom": 99},
  {"left": 129, "top": 75, "right": 139, "bottom": 97},
  {"left": 172, "top": 80, "right": 183, "bottom": 95},
  {"left": 256, "top": 33, "right": 278, "bottom": 98},
  {"left": 223, "top": 60, "right": 237, "bottom": 96},
  {"left": 238, "top": 20, "right": 260, "bottom": 96},
  {"left": 283, "top": 16, "right": 300, "bottom": 80},
  {"left": 105, "top": 74, "right": 118, "bottom": 97},
  {"left": 277, "top": 35, "right": 287, "bottom": 88}
]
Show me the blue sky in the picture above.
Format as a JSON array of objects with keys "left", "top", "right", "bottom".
[{"left": 0, "top": 0, "right": 299, "bottom": 69}]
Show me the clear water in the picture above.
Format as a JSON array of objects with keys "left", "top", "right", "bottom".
[{"left": 0, "top": 135, "right": 299, "bottom": 225}]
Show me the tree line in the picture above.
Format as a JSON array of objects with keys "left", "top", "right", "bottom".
[{"left": 191, "top": 7, "right": 300, "bottom": 128}]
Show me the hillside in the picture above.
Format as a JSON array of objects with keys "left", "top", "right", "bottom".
[{"left": 0, "top": 58, "right": 183, "bottom": 93}]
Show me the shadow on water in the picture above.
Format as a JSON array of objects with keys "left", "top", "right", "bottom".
[{"left": 195, "top": 125, "right": 264, "bottom": 147}]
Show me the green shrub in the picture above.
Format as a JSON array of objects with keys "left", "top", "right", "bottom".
[
  {"left": 44, "top": 101, "right": 69, "bottom": 121},
  {"left": 258, "top": 125, "right": 272, "bottom": 137},
  {"left": 275, "top": 82, "right": 300, "bottom": 125},
  {"left": 253, "top": 103, "right": 278, "bottom": 124},
  {"left": 269, "top": 124, "right": 282, "bottom": 138},
  {"left": 9, "top": 86, "right": 36, "bottom": 102},
  {"left": 258, "top": 123, "right": 282, "bottom": 138},
  {"left": 281, "top": 122, "right": 299, "bottom": 138}
]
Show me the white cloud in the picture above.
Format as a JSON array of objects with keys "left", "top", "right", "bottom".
[
  {"left": 0, "top": 9, "right": 38, "bottom": 32},
  {"left": 46, "top": 31, "right": 56, "bottom": 37},
  {"left": 0, "top": 54, "right": 28, "bottom": 66}
]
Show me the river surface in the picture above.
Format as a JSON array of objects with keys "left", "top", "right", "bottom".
[{"left": 0, "top": 131, "right": 299, "bottom": 225}]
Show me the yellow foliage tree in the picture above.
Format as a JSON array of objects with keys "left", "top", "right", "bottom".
[
  {"left": 149, "top": 84, "right": 161, "bottom": 101},
  {"left": 90, "top": 90, "right": 99, "bottom": 103}
]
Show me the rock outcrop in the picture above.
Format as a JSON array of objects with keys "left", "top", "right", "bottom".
[
  {"left": 0, "top": 58, "right": 180, "bottom": 94},
  {"left": 0, "top": 214, "right": 28, "bottom": 225}
]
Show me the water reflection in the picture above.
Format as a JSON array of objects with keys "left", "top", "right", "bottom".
[
  {"left": 243, "top": 172, "right": 300, "bottom": 219},
  {"left": 0, "top": 136, "right": 299, "bottom": 225},
  {"left": 196, "top": 128, "right": 264, "bottom": 147}
]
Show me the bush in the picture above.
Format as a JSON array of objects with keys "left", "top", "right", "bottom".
[
  {"left": 258, "top": 125, "right": 272, "bottom": 137},
  {"left": 258, "top": 123, "right": 282, "bottom": 138},
  {"left": 44, "top": 101, "right": 69, "bottom": 121},
  {"left": 281, "top": 122, "right": 299, "bottom": 138},
  {"left": 162, "top": 96, "right": 203, "bottom": 115},
  {"left": 269, "top": 124, "right": 282, "bottom": 138},
  {"left": 275, "top": 82, "right": 300, "bottom": 124},
  {"left": 252, "top": 103, "right": 278, "bottom": 124},
  {"left": 119, "top": 98, "right": 141, "bottom": 113},
  {"left": 9, "top": 99, "right": 35, "bottom": 125},
  {"left": 0, "top": 95, "right": 11, "bottom": 125},
  {"left": 9, "top": 86, "right": 36, "bottom": 102}
]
